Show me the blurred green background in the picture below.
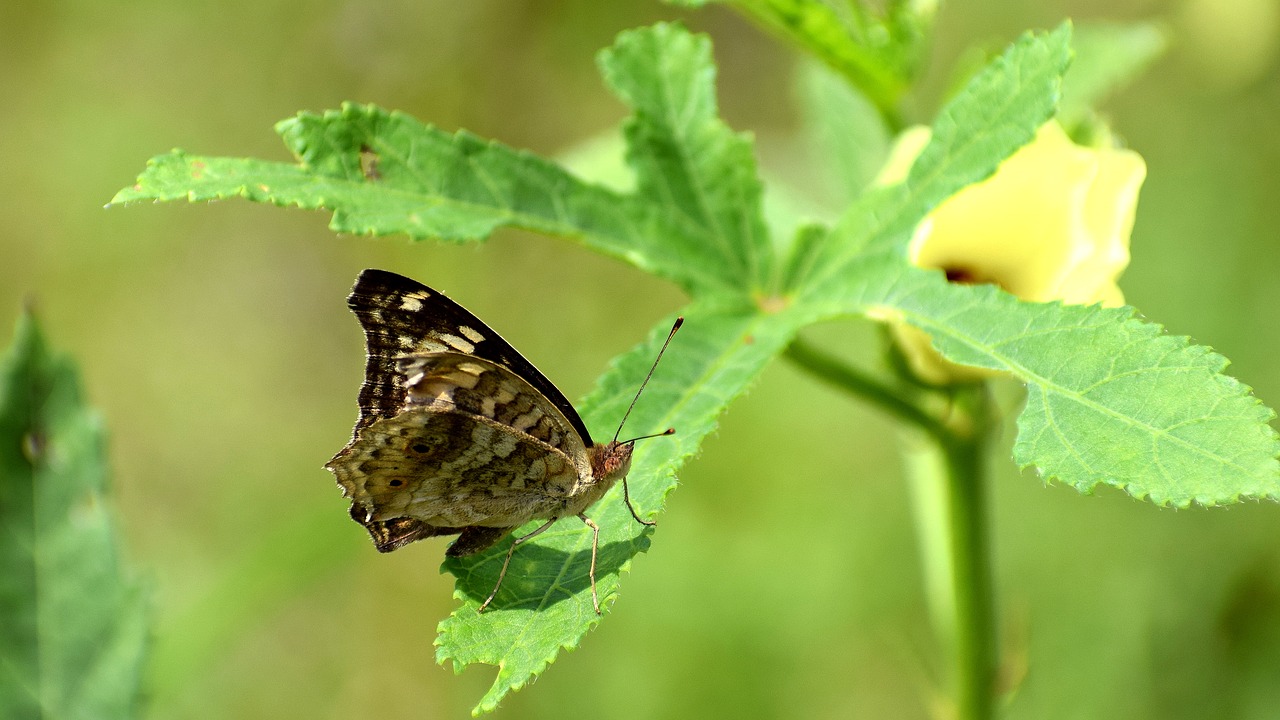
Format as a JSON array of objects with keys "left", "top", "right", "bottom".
[{"left": 4, "top": 0, "right": 1280, "bottom": 717}]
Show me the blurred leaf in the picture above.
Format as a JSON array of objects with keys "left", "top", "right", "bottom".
[
  {"left": 0, "top": 311, "right": 148, "bottom": 719},
  {"left": 1214, "top": 562, "right": 1280, "bottom": 714},
  {"left": 1060, "top": 21, "right": 1167, "bottom": 128},
  {"left": 798, "top": 59, "right": 892, "bottom": 204},
  {"left": 673, "top": 0, "right": 925, "bottom": 115}
]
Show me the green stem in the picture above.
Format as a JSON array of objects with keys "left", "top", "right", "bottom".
[
  {"left": 784, "top": 340, "right": 997, "bottom": 719},
  {"left": 783, "top": 339, "right": 947, "bottom": 442},
  {"left": 939, "top": 402, "right": 995, "bottom": 720}
]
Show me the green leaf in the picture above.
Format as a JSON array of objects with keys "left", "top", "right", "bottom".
[
  {"left": 896, "top": 24, "right": 1069, "bottom": 243},
  {"left": 800, "top": 23, "right": 1073, "bottom": 293},
  {"left": 435, "top": 302, "right": 805, "bottom": 715},
  {"left": 1060, "top": 21, "right": 1167, "bottom": 127},
  {"left": 599, "top": 23, "right": 774, "bottom": 292},
  {"left": 884, "top": 274, "right": 1280, "bottom": 506},
  {"left": 0, "top": 312, "right": 148, "bottom": 719},
  {"left": 112, "top": 27, "right": 774, "bottom": 299},
  {"left": 111, "top": 24, "right": 791, "bottom": 711},
  {"left": 111, "top": 108, "right": 730, "bottom": 295}
]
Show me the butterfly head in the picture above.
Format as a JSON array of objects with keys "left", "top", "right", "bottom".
[{"left": 589, "top": 440, "right": 634, "bottom": 482}]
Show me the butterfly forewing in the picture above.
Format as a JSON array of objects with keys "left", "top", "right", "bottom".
[
  {"left": 344, "top": 269, "right": 593, "bottom": 444},
  {"left": 396, "top": 353, "right": 585, "bottom": 455}
]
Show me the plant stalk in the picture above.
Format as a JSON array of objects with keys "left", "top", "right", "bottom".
[
  {"left": 939, "top": 415, "right": 996, "bottom": 720},
  {"left": 785, "top": 340, "right": 997, "bottom": 719},
  {"left": 783, "top": 339, "right": 948, "bottom": 441}
]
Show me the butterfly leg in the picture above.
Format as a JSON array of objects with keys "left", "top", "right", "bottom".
[
  {"left": 478, "top": 517, "right": 559, "bottom": 613},
  {"left": 577, "top": 513, "right": 603, "bottom": 615},
  {"left": 622, "top": 478, "right": 657, "bottom": 527}
]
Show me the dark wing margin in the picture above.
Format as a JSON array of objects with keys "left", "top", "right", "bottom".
[
  {"left": 354, "top": 513, "right": 456, "bottom": 553},
  {"left": 351, "top": 515, "right": 512, "bottom": 557},
  {"left": 343, "top": 269, "right": 593, "bottom": 444}
]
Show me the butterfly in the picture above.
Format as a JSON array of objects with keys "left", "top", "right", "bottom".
[{"left": 325, "top": 269, "right": 678, "bottom": 613}]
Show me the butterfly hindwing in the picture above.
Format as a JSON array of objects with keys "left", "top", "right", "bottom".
[
  {"left": 355, "top": 515, "right": 453, "bottom": 553},
  {"left": 326, "top": 353, "right": 591, "bottom": 528}
]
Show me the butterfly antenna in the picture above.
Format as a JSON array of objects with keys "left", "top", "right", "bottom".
[
  {"left": 613, "top": 317, "right": 683, "bottom": 444},
  {"left": 620, "top": 427, "right": 675, "bottom": 444}
]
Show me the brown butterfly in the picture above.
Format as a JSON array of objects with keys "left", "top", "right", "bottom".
[{"left": 325, "top": 269, "right": 678, "bottom": 613}]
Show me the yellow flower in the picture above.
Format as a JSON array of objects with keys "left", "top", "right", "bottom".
[{"left": 881, "top": 121, "right": 1147, "bottom": 385}]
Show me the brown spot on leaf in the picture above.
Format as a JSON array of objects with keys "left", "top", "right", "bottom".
[{"left": 360, "top": 144, "right": 381, "bottom": 180}]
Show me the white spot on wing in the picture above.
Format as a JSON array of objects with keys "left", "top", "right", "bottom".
[
  {"left": 439, "top": 333, "right": 475, "bottom": 353},
  {"left": 458, "top": 325, "right": 485, "bottom": 343}
]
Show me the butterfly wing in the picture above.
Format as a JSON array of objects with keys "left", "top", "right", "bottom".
[
  {"left": 352, "top": 515, "right": 512, "bottom": 556},
  {"left": 354, "top": 515, "right": 454, "bottom": 553},
  {"left": 330, "top": 269, "right": 603, "bottom": 555},
  {"left": 327, "top": 353, "right": 592, "bottom": 534},
  {"left": 342, "top": 269, "right": 593, "bottom": 444}
]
